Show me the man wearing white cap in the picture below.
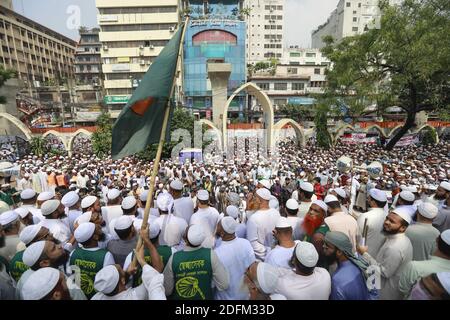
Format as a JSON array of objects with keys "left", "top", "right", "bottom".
[
  {"left": 225, "top": 205, "right": 246, "bottom": 239},
  {"left": 76, "top": 170, "right": 88, "bottom": 189},
  {"left": 357, "top": 188, "right": 388, "bottom": 257},
  {"left": 285, "top": 199, "right": 302, "bottom": 240},
  {"left": 39, "top": 200, "right": 71, "bottom": 245},
  {"left": 163, "top": 224, "right": 229, "bottom": 300},
  {"left": 170, "top": 179, "right": 194, "bottom": 225},
  {"left": 427, "top": 181, "right": 450, "bottom": 209},
  {"left": 69, "top": 222, "right": 114, "bottom": 299},
  {"left": 433, "top": 195, "right": 450, "bottom": 233},
  {"left": 406, "top": 203, "right": 440, "bottom": 261},
  {"left": 20, "top": 189, "right": 44, "bottom": 224},
  {"left": 30, "top": 167, "right": 43, "bottom": 194},
  {"left": 214, "top": 216, "right": 255, "bottom": 300},
  {"left": 101, "top": 188, "right": 123, "bottom": 228},
  {"left": 36, "top": 191, "right": 55, "bottom": 209},
  {"left": 17, "top": 173, "right": 32, "bottom": 191},
  {"left": 265, "top": 217, "right": 299, "bottom": 269},
  {"left": 329, "top": 188, "right": 350, "bottom": 215},
  {"left": 154, "top": 193, "right": 187, "bottom": 249},
  {"left": 21, "top": 267, "right": 72, "bottom": 300},
  {"left": 392, "top": 191, "right": 417, "bottom": 218},
  {"left": 61, "top": 191, "right": 82, "bottom": 233},
  {"left": 324, "top": 195, "right": 359, "bottom": 253},
  {"left": 274, "top": 241, "right": 331, "bottom": 300},
  {"left": 294, "top": 182, "right": 315, "bottom": 219},
  {"left": 190, "top": 190, "right": 220, "bottom": 249},
  {"left": 0, "top": 210, "right": 21, "bottom": 261},
  {"left": 357, "top": 207, "right": 413, "bottom": 300},
  {"left": 92, "top": 247, "right": 165, "bottom": 300},
  {"left": 246, "top": 188, "right": 280, "bottom": 261},
  {"left": 407, "top": 271, "right": 450, "bottom": 300},
  {"left": 107, "top": 215, "right": 137, "bottom": 267},
  {"left": 399, "top": 230, "right": 450, "bottom": 298}
]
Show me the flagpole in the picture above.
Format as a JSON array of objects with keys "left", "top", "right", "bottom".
[{"left": 131, "top": 16, "right": 190, "bottom": 268}]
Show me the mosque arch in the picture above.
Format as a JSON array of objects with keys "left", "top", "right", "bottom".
[
  {"left": 67, "top": 129, "right": 93, "bottom": 152},
  {"left": 0, "top": 112, "right": 33, "bottom": 140},
  {"left": 222, "top": 82, "right": 274, "bottom": 151},
  {"left": 198, "top": 119, "right": 223, "bottom": 151},
  {"left": 333, "top": 124, "right": 356, "bottom": 144},
  {"left": 416, "top": 124, "right": 440, "bottom": 144},
  {"left": 273, "top": 118, "right": 306, "bottom": 147},
  {"left": 388, "top": 125, "right": 406, "bottom": 137},
  {"left": 42, "top": 131, "right": 68, "bottom": 150},
  {"left": 364, "top": 124, "right": 387, "bottom": 138}
]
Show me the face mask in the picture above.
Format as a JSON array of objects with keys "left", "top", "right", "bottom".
[{"left": 409, "top": 282, "right": 432, "bottom": 300}]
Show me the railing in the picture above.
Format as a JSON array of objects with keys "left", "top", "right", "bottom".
[
  {"left": 227, "top": 123, "right": 262, "bottom": 129},
  {"left": 30, "top": 126, "right": 97, "bottom": 134},
  {"left": 358, "top": 121, "right": 450, "bottom": 129}
]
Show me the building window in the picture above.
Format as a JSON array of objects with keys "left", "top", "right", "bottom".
[
  {"left": 277, "top": 6, "right": 283, "bottom": 10},
  {"left": 274, "top": 98, "right": 287, "bottom": 106},
  {"left": 306, "top": 52, "right": 316, "bottom": 58},
  {"left": 258, "top": 83, "right": 270, "bottom": 90},
  {"left": 292, "top": 83, "right": 305, "bottom": 90},
  {"left": 287, "top": 68, "right": 297, "bottom": 74},
  {"left": 314, "top": 68, "right": 321, "bottom": 75},
  {"left": 353, "top": 10, "right": 357, "bottom": 14},
  {"left": 274, "top": 83, "right": 287, "bottom": 90},
  {"left": 359, "top": 3, "right": 362, "bottom": 7},
  {"left": 346, "top": 2, "right": 351, "bottom": 7},
  {"left": 353, "top": 17, "right": 357, "bottom": 22},
  {"left": 276, "top": 25, "right": 282, "bottom": 29},
  {"left": 352, "top": 27, "right": 358, "bottom": 32},
  {"left": 265, "top": 5, "right": 270, "bottom": 10}
]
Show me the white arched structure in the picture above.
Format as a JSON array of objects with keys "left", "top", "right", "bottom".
[
  {"left": 198, "top": 119, "right": 223, "bottom": 150},
  {"left": 416, "top": 124, "right": 440, "bottom": 144},
  {"left": 364, "top": 124, "right": 387, "bottom": 138},
  {"left": 42, "top": 130, "right": 69, "bottom": 150},
  {"left": 333, "top": 124, "right": 356, "bottom": 144},
  {"left": 0, "top": 112, "right": 33, "bottom": 140},
  {"left": 222, "top": 82, "right": 274, "bottom": 151},
  {"left": 273, "top": 118, "right": 306, "bottom": 147},
  {"left": 67, "top": 129, "right": 93, "bottom": 152}
]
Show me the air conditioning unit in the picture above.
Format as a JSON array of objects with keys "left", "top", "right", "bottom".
[
  {"left": 140, "top": 60, "right": 145, "bottom": 65},
  {"left": 169, "top": 27, "right": 175, "bottom": 32},
  {"left": 103, "top": 45, "right": 108, "bottom": 51},
  {"left": 139, "top": 51, "right": 145, "bottom": 56},
  {"left": 139, "top": 45, "right": 144, "bottom": 50},
  {"left": 149, "top": 45, "right": 155, "bottom": 49}
]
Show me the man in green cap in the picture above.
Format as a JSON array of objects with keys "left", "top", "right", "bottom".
[{"left": 323, "top": 231, "right": 373, "bottom": 300}]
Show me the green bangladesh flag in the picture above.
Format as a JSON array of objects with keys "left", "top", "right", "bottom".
[{"left": 111, "top": 24, "right": 184, "bottom": 160}]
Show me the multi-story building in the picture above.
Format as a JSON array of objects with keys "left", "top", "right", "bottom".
[
  {"left": 245, "top": 0, "right": 285, "bottom": 64},
  {"left": 311, "top": 0, "right": 402, "bottom": 49},
  {"left": 182, "top": 0, "right": 246, "bottom": 117},
  {"left": 0, "top": 5, "right": 76, "bottom": 87},
  {"left": 96, "top": 0, "right": 181, "bottom": 112},
  {"left": 281, "top": 47, "right": 330, "bottom": 66},
  {"left": 74, "top": 28, "right": 102, "bottom": 87}
]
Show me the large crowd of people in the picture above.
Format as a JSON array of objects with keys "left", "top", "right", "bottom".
[{"left": 0, "top": 139, "right": 449, "bottom": 300}]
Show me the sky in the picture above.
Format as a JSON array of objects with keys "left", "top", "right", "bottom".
[{"left": 12, "top": 0, "right": 338, "bottom": 48}]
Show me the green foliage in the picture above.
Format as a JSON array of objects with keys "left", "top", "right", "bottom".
[
  {"left": 321, "top": 0, "right": 450, "bottom": 149},
  {"left": 30, "top": 136, "right": 45, "bottom": 157},
  {"left": 91, "top": 112, "right": 112, "bottom": 158},
  {"left": 421, "top": 127, "right": 437, "bottom": 145},
  {"left": 314, "top": 104, "right": 332, "bottom": 149},
  {"left": 275, "top": 104, "right": 315, "bottom": 122},
  {"left": 0, "top": 65, "right": 16, "bottom": 104}
]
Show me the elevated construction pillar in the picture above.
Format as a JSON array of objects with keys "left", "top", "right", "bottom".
[{"left": 207, "top": 60, "right": 231, "bottom": 129}]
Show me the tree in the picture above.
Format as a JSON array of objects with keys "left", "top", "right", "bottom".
[
  {"left": 314, "top": 104, "right": 333, "bottom": 149},
  {"left": 321, "top": 0, "right": 450, "bottom": 150},
  {"left": 275, "top": 104, "right": 315, "bottom": 122},
  {"left": 91, "top": 113, "right": 112, "bottom": 158},
  {"left": 30, "top": 136, "right": 45, "bottom": 157},
  {"left": 0, "top": 65, "right": 16, "bottom": 104}
]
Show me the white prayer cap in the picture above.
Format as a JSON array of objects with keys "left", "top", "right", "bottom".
[
  {"left": 440, "top": 181, "right": 450, "bottom": 191},
  {"left": 15, "top": 207, "right": 30, "bottom": 219},
  {"left": 121, "top": 196, "right": 137, "bottom": 210},
  {"left": 94, "top": 265, "right": 120, "bottom": 294},
  {"left": 295, "top": 241, "right": 319, "bottom": 268},
  {"left": 275, "top": 217, "right": 291, "bottom": 229},
  {"left": 300, "top": 182, "right": 314, "bottom": 193},
  {"left": 75, "top": 211, "right": 92, "bottom": 225},
  {"left": 170, "top": 180, "right": 183, "bottom": 191},
  {"left": 156, "top": 193, "right": 173, "bottom": 211},
  {"left": 221, "top": 216, "right": 238, "bottom": 234},
  {"left": 225, "top": 205, "right": 239, "bottom": 219},
  {"left": 81, "top": 196, "right": 97, "bottom": 209},
  {"left": 437, "top": 272, "right": 450, "bottom": 294},
  {"left": 286, "top": 199, "right": 299, "bottom": 210},
  {"left": 269, "top": 196, "right": 279, "bottom": 210},
  {"left": 61, "top": 191, "right": 79, "bottom": 208},
  {"left": 140, "top": 190, "right": 149, "bottom": 202},
  {"left": 256, "top": 188, "right": 271, "bottom": 201},
  {"left": 256, "top": 262, "right": 280, "bottom": 294},
  {"left": 258, "top": 180, "right": 271, "bottom": 189},
  {"left": 187, "top": 224, "right": 205, "bottom": 246},
  {"left": 399, "top": 191, "right": 415, "bottom": 202},
  {"left": 418, "top": 202, "right": 438, "bottom": 219},
  {"left": 37, "top": 191, "right": 54, "bottom": 202},
  {"left": 107, "top": 188, "right": 121, "bottom": 201},
  {"left": 334, "top": 188, "right": 347, "bottom": 199},
  {"left": 114, "top": 215, "right": 133, "bottom": 231},
  {"left": 441, "top": 230, "right": 450, "bottom": 246},
  {"left": 312, "top": 200, "right": 328, "bottom": 213},
  {"left": 0, "top": 210, "right": 19, "bottom": 226},
  {"left": 428, "top": 185, "right": 438, "bottom": 191},
  {"left": 41, "top": 200, "right": 60, "bottom": 216},
  {"left": 20, "top": 189, "right": 36, "bottom": 200},
  {"left": 392, "top": 206, "right": 413, "bottom": 224},
  {"left": 324, "top": 194, "right": 339, "bottom": 204},
  {"left": 74, "top": 222, "right": 96, "bottom": 243},
  {"left": 403, "top": 185, "right": 418, "bottom": 193},
  {"left": 23, "top": 240, "right": 46, "bottom": 267},
  {"left": 19, "top": 225, "right": 42, "bottom": 245},
  {"left": 369, "top": 188, "right": 387, "bottom": 202},
  {"left": 149, "top": 223, "right": 161, "bottom": 239},
  {"left": 21, "top": 267, "right": 60, "bottom": 300},
  {"left": 197, "top": 190, "right": 209, "bottom": 201}
]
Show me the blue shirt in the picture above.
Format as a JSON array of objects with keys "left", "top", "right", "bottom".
[{"left": 330, "top": 261, "right": 370, "bottom": 300}]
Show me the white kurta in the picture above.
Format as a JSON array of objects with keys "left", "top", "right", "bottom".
[
  {"left": 265, "top": 242, "right": 299, "bottom": 269},
  {"left": 190, "top": 207, "right": 220, "bottom": 248},
  {"left": 297, "top": 201, "right": 313, "bottom": 219},
  {"left": 39, "top": 218, "right": 72, "bottom": 244},
  {"left": 173, "top": 196, "right": 194, "bottom": 225},
  {"left": 357, "top": 207, "right": 387, "bottom": 257},
  {"left": 286, "top": 216, "right": 303, "bottom": 240},
  {"left": 275, "top": 267, "right": 331, "bottom": 300},
  {"left": 214, "top": 237, "right": 256, "bottom": 300},
  {"left": 91, "top": 265, "right": 166, "bottom": 300},
  {"left": 102, "top": 205, "right": 123, "bottom": 229},
  {"left": 246, "top": 208, "right": 280, "bottom": 261},
  {"left": 154, "top": 214, "right": 188, "bottom": 247}
]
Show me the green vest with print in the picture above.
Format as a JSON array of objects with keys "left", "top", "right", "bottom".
[
  {"left": 170, "top": 248, "right": 212, "bottom": 300},
  {"left": 131, "top": 245, "right": 173, "bottom": 288},
  {"left": 69, "top": 248, "right": 107, "bottom": 299},
  {"left": 9, "top": 250, "right": 29, "bottom": 283}
]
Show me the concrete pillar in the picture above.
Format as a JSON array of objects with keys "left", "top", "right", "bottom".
[{"left": 207, "top": 62, "right": 231, "bottom": 129}]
